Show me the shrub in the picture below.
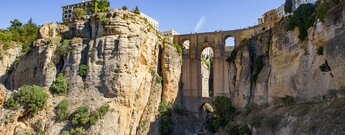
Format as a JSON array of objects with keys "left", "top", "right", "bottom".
[
  {"left": 160, "top": 114, "right": 173, "bottom": 135},
  {"left": 50, "top": 73, "right": 68, "bottom": 95},
  {"left": 89, "top": 111, "right": 100, "bottom": 125},
  {"left": 133, "top": 6, "right": 140, "bottom": 14},
  {"left": 317, "top": 46, "right": 324, "bottom": 55},
  {"left": 156, "top": 74, "right": 163, "bottom": 84},
  {"left": 15, "top": 85, "right": 48, "bottom": 114},
  {"left": 70, "top": 127, "right": 86, "bottom": 135},
  {"left": 59, "top": 39, "right": 72, "bottom": 56},
  {"left": 55, "top": 99, "right": 70, "bottom": 121},
  {"left": 274, "top": 95, "right": 295, "bottom": 106},
  {"left": 288, "top": 4, "right": 315, "bottom": 40},
  {"left": 78, "top": 64, "right": 88, "bottom": 78},
  {"left": 159, "top": 100, "right": 172, "bottom": 113},
  {"left": 71, "top": 105, "right": 90, "bottom": 126},
  {"left": 97, "top": 104, "right": 110, "bottom": 118},
  {"left": 252, "top": 55, "right": 265, "bottom": 84},
  {"left": 206, "top": 118, "right": 223, "bottom": 133},
  {"left": 122, "top": 6, "right": 128, "bottom": 10},
  {"left": 316, "top": 2, "right": 329, "bottom": 22},
  {"left": 284, "top": 0, "right": 293, "bottom": 13},
  {"left": 213, "top": 96, "right": 236, "bottom": 123},
  {"left": 73, "top": 8, "right": 85, "bottom": 19},
  {"left": 159, "top": 100, "right": 173, "bottom": 135},
  {"left": 4, "top": 96, "right": 17, "bottom": 109},
  {"left": 320, "top": 60, "right": 331, "bottom": 72},
  {"left": 174, "top": 44, "right": 183, "bottom": 56}
]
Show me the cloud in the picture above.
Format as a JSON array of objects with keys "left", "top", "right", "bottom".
[{"left": 194, "top": 16, "right": 206, "bottom": 33}]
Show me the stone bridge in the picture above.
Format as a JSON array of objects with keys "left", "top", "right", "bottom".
[{"left": 173, "top": 25, "right": 268, "bottom": 114}]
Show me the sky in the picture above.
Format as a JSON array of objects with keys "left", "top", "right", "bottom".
[{"left": 0, "top": 0, "right": 285, "bottom": 34}]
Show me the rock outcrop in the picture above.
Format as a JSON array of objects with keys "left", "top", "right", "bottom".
[
  {"left": 229, "top": 0, "right": 345, "bottom": 108},
  {"left": 0, "top": 9, "right": 181, "bottom": 135}
]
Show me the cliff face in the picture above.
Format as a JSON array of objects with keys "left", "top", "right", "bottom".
[
  {"left": 0, "top": 10, "right": 181, "bottom": 135},
  {"left": 229, "top": 0, "right": 345, "bottom": 108},
  {"left": 228, "top": 1, "right": 345, "bottom": 134}
]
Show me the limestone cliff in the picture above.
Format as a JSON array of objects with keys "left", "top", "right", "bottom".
[
  {"left": 0, "top": 9, "right": 181, "bottom": 135},
  {"left": 228, "top": 0, "right": 345, "bottom": 134},
  {"left": 229, "top": 0, "right": 345, "bottom": 108}
]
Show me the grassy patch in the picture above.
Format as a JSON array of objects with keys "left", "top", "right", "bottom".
[
  {"left": 316, "top": 2, "right": 330, "bottom": 22},
  {"left": 174, "top": 44, "right": 183, "bottom": 56}
]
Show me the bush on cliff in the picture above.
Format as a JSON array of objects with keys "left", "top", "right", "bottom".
[
  {"left": 55, "top": 99, "right": 70, "bottom": 121},
  {"left": 316, "top": 2, "right": 330, "bottom": 22},
  {"left": 78, "top": 64, "right": 88, "bottom": 78},
  {"left": 50, "top": 73, "right": 68, "bottom": 95},
  {"left": 288, "top": 4, "right": 315, "bottom": 40},
  {"left": 159, "top": 100, "right": 173, "bottom": 135},
  {"left": 4, "top": 96, "right": 18, "bottom": 109},
  {"left": 15, "top": 85, "right": 49, "bottom": 114},
  {"left": 0, "top": 19, "right": 39, "bottom": 53}
]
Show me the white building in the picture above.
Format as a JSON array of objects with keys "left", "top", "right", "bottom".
[
  {"left": 161, "top": 29, "right": 179, "bottom": 36},
  {"left": 276, "top": 4, "right": 286, "bottom": 18},
  {"left": 293, "top": 0, "right": 317, "bottom": 10},
  {"left": 62, "top": 1, "right": 92, "bottom": 22},
  {"left": 141, "top": 13, "right": 159, "bottom": 31}
]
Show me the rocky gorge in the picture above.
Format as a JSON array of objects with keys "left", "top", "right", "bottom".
[{"left": 0, "top": 0, "right": 345, "bottom": 134}]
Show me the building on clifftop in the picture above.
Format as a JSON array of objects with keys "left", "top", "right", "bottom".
[{"left": 62, "top": 1, "right": 92, "bottom": 22}]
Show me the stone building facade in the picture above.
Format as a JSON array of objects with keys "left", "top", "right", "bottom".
[{"left": 62, "top": 1, "right": 92, "bottom": 22}]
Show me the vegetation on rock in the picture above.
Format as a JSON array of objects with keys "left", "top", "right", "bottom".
[
  {"left": 133, "top": 6, "right": 140, "bottom": 14},
  {"left": 0, "top": 19, "right": 39, "bottom": 53},
  {"left": 317, "top": 46, "right": 324, "bottom": 55},
  {"left": 159, "top": 100, "right": 173, "bottom": 135},
  {"left": 288, "top": 4, "right": 315, "bottom": 40},
  {"left": 227, "top": 45, "right": 245, "bottom": 63},
  {"left": 50, "top": 73, "right": 68, "bottom": 95},
  {"left": 316, "top": 2, "right": 330, "bottom": 22},
  {"left": 174, "top": 44, "right": 183, "bottom": 56},
  {"left": 78, "top": 64, "right": 88, "bottom": 78},
  {"left": 55, "top": 99, "right": 70, "bottom": 121},
  {"left": 320, "top": 60, "right": 331, "bottom": 72},
  {"left": 284, "top": 0, "right": 293, "bottom": 13},
  {"left": 206, "top": 96, "right": 238, "bottom": 133},
  {"left": 4, "top": 96, "right": 18, "bottom": 109},
  {"left": 89, "top": 0, "right": 110, "bottom": 13},
  {"left": 73, "top": 8, "right": 86, "bottom": 19},
  {"left": 121, "top": 6, "right": 128, "bottom": 11},
  {"left": 15, "top": 85, "right": 49, "bottom": 114}
]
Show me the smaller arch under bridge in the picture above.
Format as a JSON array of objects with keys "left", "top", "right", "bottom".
[{"left": 174, "top": 26, "right": 266, "bottom": 114}]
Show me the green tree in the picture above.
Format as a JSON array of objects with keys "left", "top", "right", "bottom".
[
  {"left": 122, "top": 6, "right": 128, "bottom": 10},
  {"left": 73, "top": 8, "right": 86, "bottom": 19},
  {"left": 71, "top": 105, "right": 90, "bottom": 126},
  {"left": 133, "top": 6, "right": 140, "bottom": 14},
  {"left": 98, "top": 0, "right": 110, "bottom": 12},
  {"left": 213, "top": 96, "right": 236, "bottom": 124},
  {"left": 10, "top": 19, "right": 22, "bottom": 29},
  {"left": 89, "top": 0, "right": 100, "bottom": 13},
  {"left": 15, "top": 85, "right": 49, "bottom": 114},
  {"left": 288, "top": 4, "right": 315, "bottom": 40},
  {"left": 284, "top": 0, "right": 293, "bottom": 13},
  {"left": 50, "top": 73, "right": 68, "bottom": 95}
]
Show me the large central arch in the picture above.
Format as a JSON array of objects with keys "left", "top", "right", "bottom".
[{"left": 174, "top": 27, "right": 268, "bottom": 114}]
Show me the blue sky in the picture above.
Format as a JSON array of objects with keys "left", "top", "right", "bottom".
[{"left": 0, "top": 0, "right": 284, "bottom": 34}]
